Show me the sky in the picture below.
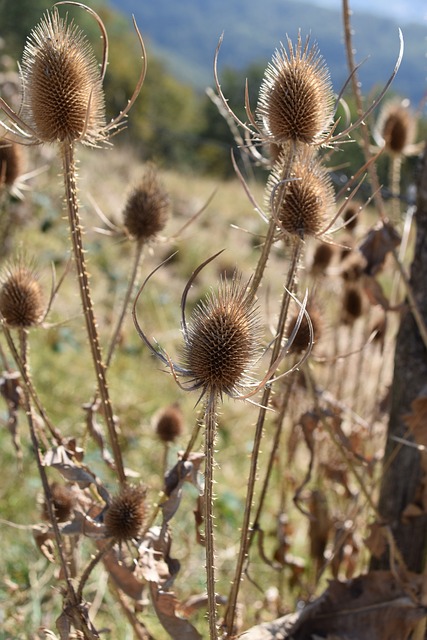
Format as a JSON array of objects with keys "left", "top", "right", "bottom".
[{"left": 309, "top": 0, "right": 427, "bottom": 24}]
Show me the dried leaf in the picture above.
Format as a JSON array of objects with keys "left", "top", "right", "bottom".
[
  {"left": 83, "top": 402, "right": 115, "bottom": 468},
  {"left": 149, "top": 584, "right": 202, "bottom": 640},
  {"left": 289, "top": 571, "right": 426, "bottom": 640},
  {"left": 161, "top": 453, "right": 204, "bottom": 525},
  {"left": 404, "top": 392, "right": 427, "bottom": 447},
  {"left": 178, "top": 593, "right": 227, "bottom": 618},
  {"left": 60, "top": 511, "right": 106, "bottom": 539},
  {"left": 33, "top": 524, "right": 56, "bottom": 563},
  {"left": 358, "top": 221, "right": 400, "bottom": 276},
  {"left": 364, "top": 522, "right": 388, "bottom": 559},
  {"left": 101, "top": 544, "right": 145, "bottom": 600}
]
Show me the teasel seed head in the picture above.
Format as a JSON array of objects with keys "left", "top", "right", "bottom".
[
  {"left": 155, "top": 403, "right": 184, "bottom": 443},
  {"left": 375, "top": 99, "right": 416, "bottom": 156},
  {"left": 104, "top": 484, "right": 147, "bottom": 541},
  {"left": 342, "top": 203, "right": 359, "bottom": 232},
  {"left": 311, "top": 243, "right": 335, "bottom": 275},
  {"left": 0, "top": 142, "right": 22, "bottom": 189},
  {"left": 183, "top": 275, "right": 261, "bottom": 397},
  {"left": 267, "top": 148, "right": 335, "bottom": 239},
  {"left": 123, "top": 164, "right": 170, "bottom": 243},
  {"left": 287, "top": 303, "right": 322, "bottom": 353},
  {"left": 20, "top": 8, "right": 106, "bottom": 145},
  {"left": 257, "top": 33, "right": 335, "bottom": 146},
  {"left": 42, "top": 482, "right": 75, "bottom": 523},
  {"left": 341, "top": 285, "right": 363, "bottom": 325},
  {"left": 0, "top": 261, "right": 44, "bottom": 328}
]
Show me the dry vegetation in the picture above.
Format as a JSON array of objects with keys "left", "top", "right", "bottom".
[{"left": 0, "top": 2, "right": 426, "bottom": 640}]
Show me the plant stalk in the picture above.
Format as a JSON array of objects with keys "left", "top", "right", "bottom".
[{"left": 205, "top": 391, "right": 219, "bottom": 640}]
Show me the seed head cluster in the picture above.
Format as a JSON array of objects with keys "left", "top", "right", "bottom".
[
  {"left": 155, "top": 403, "right": 184, "bottom": 443},
  {"left": 0, "top": 262, "right": 43, "bottom": 328},
  {"left": 257, "top": 33, "right": 335, "bottom": 146},
  {"left": 183, "top": 277, "right": 260, "bottom": 397},
  {"left": 123, "top": 165, "right": 170, "bottom": 243},
  {"left": 376, "top": 100, "right": 416, "bottom": 156},
  {"left": 287, "top": 304, "right": 322, "bottom": 353},
  {"left": 104, "top": 485, "right": 147, "bottom": 541},
  {"left": 267, "top": 149, "right": 335, "bottom": 238},
  {"left": 20, "top": 9, "right": 106, "bottom": 145}
]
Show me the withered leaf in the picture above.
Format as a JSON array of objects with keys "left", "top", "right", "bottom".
[
  {"left": 404, "top": 392, "right": 427, "bottom": 447},
  {"left": 289, "top": 571, "right": 426, "bottom": 640},
  {"left": 358, "top": 221, "right": 400, "bottom": 276},
  {"left": 101, "top": 544, "right": 145, "bottom": 600},
  {"left": 33, "top": 524, "right": 56, "bottom": 563},
  {"left": 364, "top": 522, "right": 388, "bottom": 559},
  {"left": 161, "top": 453, "right": 204, "bottom": 525},
  {"left": 149, "top": 583, "right": 202, "bottom": 640},
  {"left": 60, "top": 511, "right": 106, "bottom": 539}
]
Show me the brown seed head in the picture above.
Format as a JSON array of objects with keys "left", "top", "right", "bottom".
[
  {"left": 268, "top": 148, "right": 335, "bottom": 238},
  {"left": 104, "top": 484, "right": 147, "bottom": 541},
  {"left": 0, "top": 143, "right": 22, "bottom": 188},
  {"left": 155, "top": 403, "right": 184, "bottom": 443},
  {"left": 184, "top": 276, "right": 261, "bottom": 397},
  {"left": 376, "top": 99, "right": 416, "bottom": 156},
  {"left": 0, "top": 262, "right": 43, "bottom": 328},
  {"left": 342, "top": 203, "right": 359, "bottom": 232},
  {"left": 123, "top": 165, "right": 170, "bottom": 243},
  {"left": 257, "top": 33, "right": 335, "bottom": 145},
  {"left": 342, "top": 285, "right": 363, "bottom": 324},
  {"left": 287, "top": 304, "right": 322, "bottom": 353},
  {"left": 42, "top": 482, "right": 75, "bottom": 523},
  {"left": 20, "top": 8, "right": 106, "bottom": 145},
  {"left": 311, "top": 243, "right": 335, "bottom": 274}
]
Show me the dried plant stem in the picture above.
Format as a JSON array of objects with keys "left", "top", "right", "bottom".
[
  {"left": 205, "top": 391, "right": 219, "bottom": 640},
  {"left": 389, "top": 155, "right": 403, "bottom": 221},
  {"left": 61, "top": 141, "right": 125, "bottom": 485},
  {"left": 77, "top": 539, "right": 115, "bottom": 602},
  {"left": 224, "top": 238, "right": 302, "bottom": 637}
]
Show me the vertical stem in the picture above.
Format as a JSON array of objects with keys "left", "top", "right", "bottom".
[
  {"left": 61, "top": 142, "right": 125, "bottom": 485},
  {"left": 205, "top": 391, "right": 219, "bottom": 640},
  {"left": 224, "top": 238, "right": 302, "bottom": 637}
]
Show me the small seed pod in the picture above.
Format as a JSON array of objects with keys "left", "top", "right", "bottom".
[
  {"left": 267, "top": 148, "right": 335, "bottom": 239},
  {"left": 0, "top": 143, "right": 22, "bottom": 189},
  {"left": 183, "top": 276, "right": 261, "bottom": 397},
  {"left": 123, "top": 165, "right": 170, "bottom": 243},
  {"left": 375, "top": 99, "right": 416, "bottom": 156},
  {"left": 42, "top": 482, "right": 75, "bottom": 523},
  {"left": 0, "top": 262, "right": 43, "bottom": 328},
  {"left": 104, "top": 484, "right": 147, "bottom": 541},
  {"left": 20, "top": 8, "right": 106, "bottom": 145},
  {"left": 155, "top": 403, "right": 184, "bottom": 443},
  {"left": 287, "top": 303, "right": 322, "bottom": 353},
  {"left": 311, "top": 243, "right": 335, "bottom": 275},
  {"left": 257, "top": 33, "right": 335, "bottom": 146},
  {"left": 341, "top": 285, "right": 363, "bottom": 325}
]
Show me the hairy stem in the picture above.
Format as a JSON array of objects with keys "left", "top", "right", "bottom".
[
  {"left": 205, "top": 391, "right": 219, "bottom": 640},
  {"left": 224, "top": 238, "right": 302, "bottom": 637},
  {"left": 61, "top": 141, "right": 125, "bottom": 484}
]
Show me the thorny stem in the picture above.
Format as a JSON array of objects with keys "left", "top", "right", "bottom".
[
  {"left": 205, "top": 391, "right": 219, "bottom": 640},
  {"left": 342, "top": 0, "right": 386, "bottom": 221},
  {"left": 224, "top": 238, "right": 302, "bottom": 637},
  {"left": 61, "top": 142, "right": 125, "bottom": 485},
  {"left": 17, "top": 330, "right": 81, "bottom": 619}
]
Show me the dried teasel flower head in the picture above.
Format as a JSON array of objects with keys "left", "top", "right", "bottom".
[
  {"left": 341, "top": 284, "right": 364, "bottom": 325},
  {"left": 183, "top": 275, "right": 262, "bottom": 398},
  {"left": 0, "top": 260, "right": 44, "bottom": 328},
  {"left": 0, "top": 142, "right": 22, "bottom": 189},
  {"left": 287, "top": 303, "right": 322, "bottom": 353},
  {"left": 257, "top": 33, "right": 335, "bottom": 146},
  {"left": 104, "top": 484, "right": 147, "bottom": 541},
  {"left": 19, "top": 7, "right": 106, "bottom": 145},
  {"left": 155, "top": 403, "right": 184, "bottom": 443},
  {"left": 267, "top": 148, "right": 335, "bottom": 239},
  {"left": 374, "top": 98, "right": 417, "bottom": 156},
  {"left": 123, "top": 164, "right": 170, "bottom": 243},
  {"left": 311, "top": 243, "right": 335, "bottom": 275},
  {"left": 42, "top": 482, "right": 75, "bottom": 523}
]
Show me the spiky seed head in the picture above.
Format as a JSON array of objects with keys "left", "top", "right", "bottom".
[
  {"left": 311, "top": 243, "right": 335, "bottom": 274},
  {"left": 257, "top": 33, "right": 335, "bottom": 145},
  {"left": 20, "top": 8, "right": 106, "bottom": 145},
  {"left": 342, "top": 204, "right": 359, "bottom": 232},
  {"left": 376, "top": 99, "right": 416, "bottom": 156},
  {"left": 267, "top": 148, "right": 335, "bottom": 238},
  {"left": 42, "top": 482, "right": 75, "bottom": 523},
  {"left": 0, "top": 262, "right": 43, "bottom": 328},
  {"left": 341, "top": 285, "right": 363, "bottom": 324},
  {"left": 155, "top": 403, "right": 184, "bottom": 443},
  {"left": 183, "top": 276, "right": 261, "bottom": 397},
  {"left": 287, "top": 304, "right": 322, "bottom": 353},
  {"left": 104, "top": 485, "right": 147, "bottom": 541},
  {"left": 0, "top": 143, "right": 22, "bottom": 188},
  {"left": 123, "top": 165, "right": 170, "bottom": 243}
]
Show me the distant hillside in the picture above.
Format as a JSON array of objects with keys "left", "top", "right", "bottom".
[{"left": 111, "top": 0, "right": 426, "bottom": 105}]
